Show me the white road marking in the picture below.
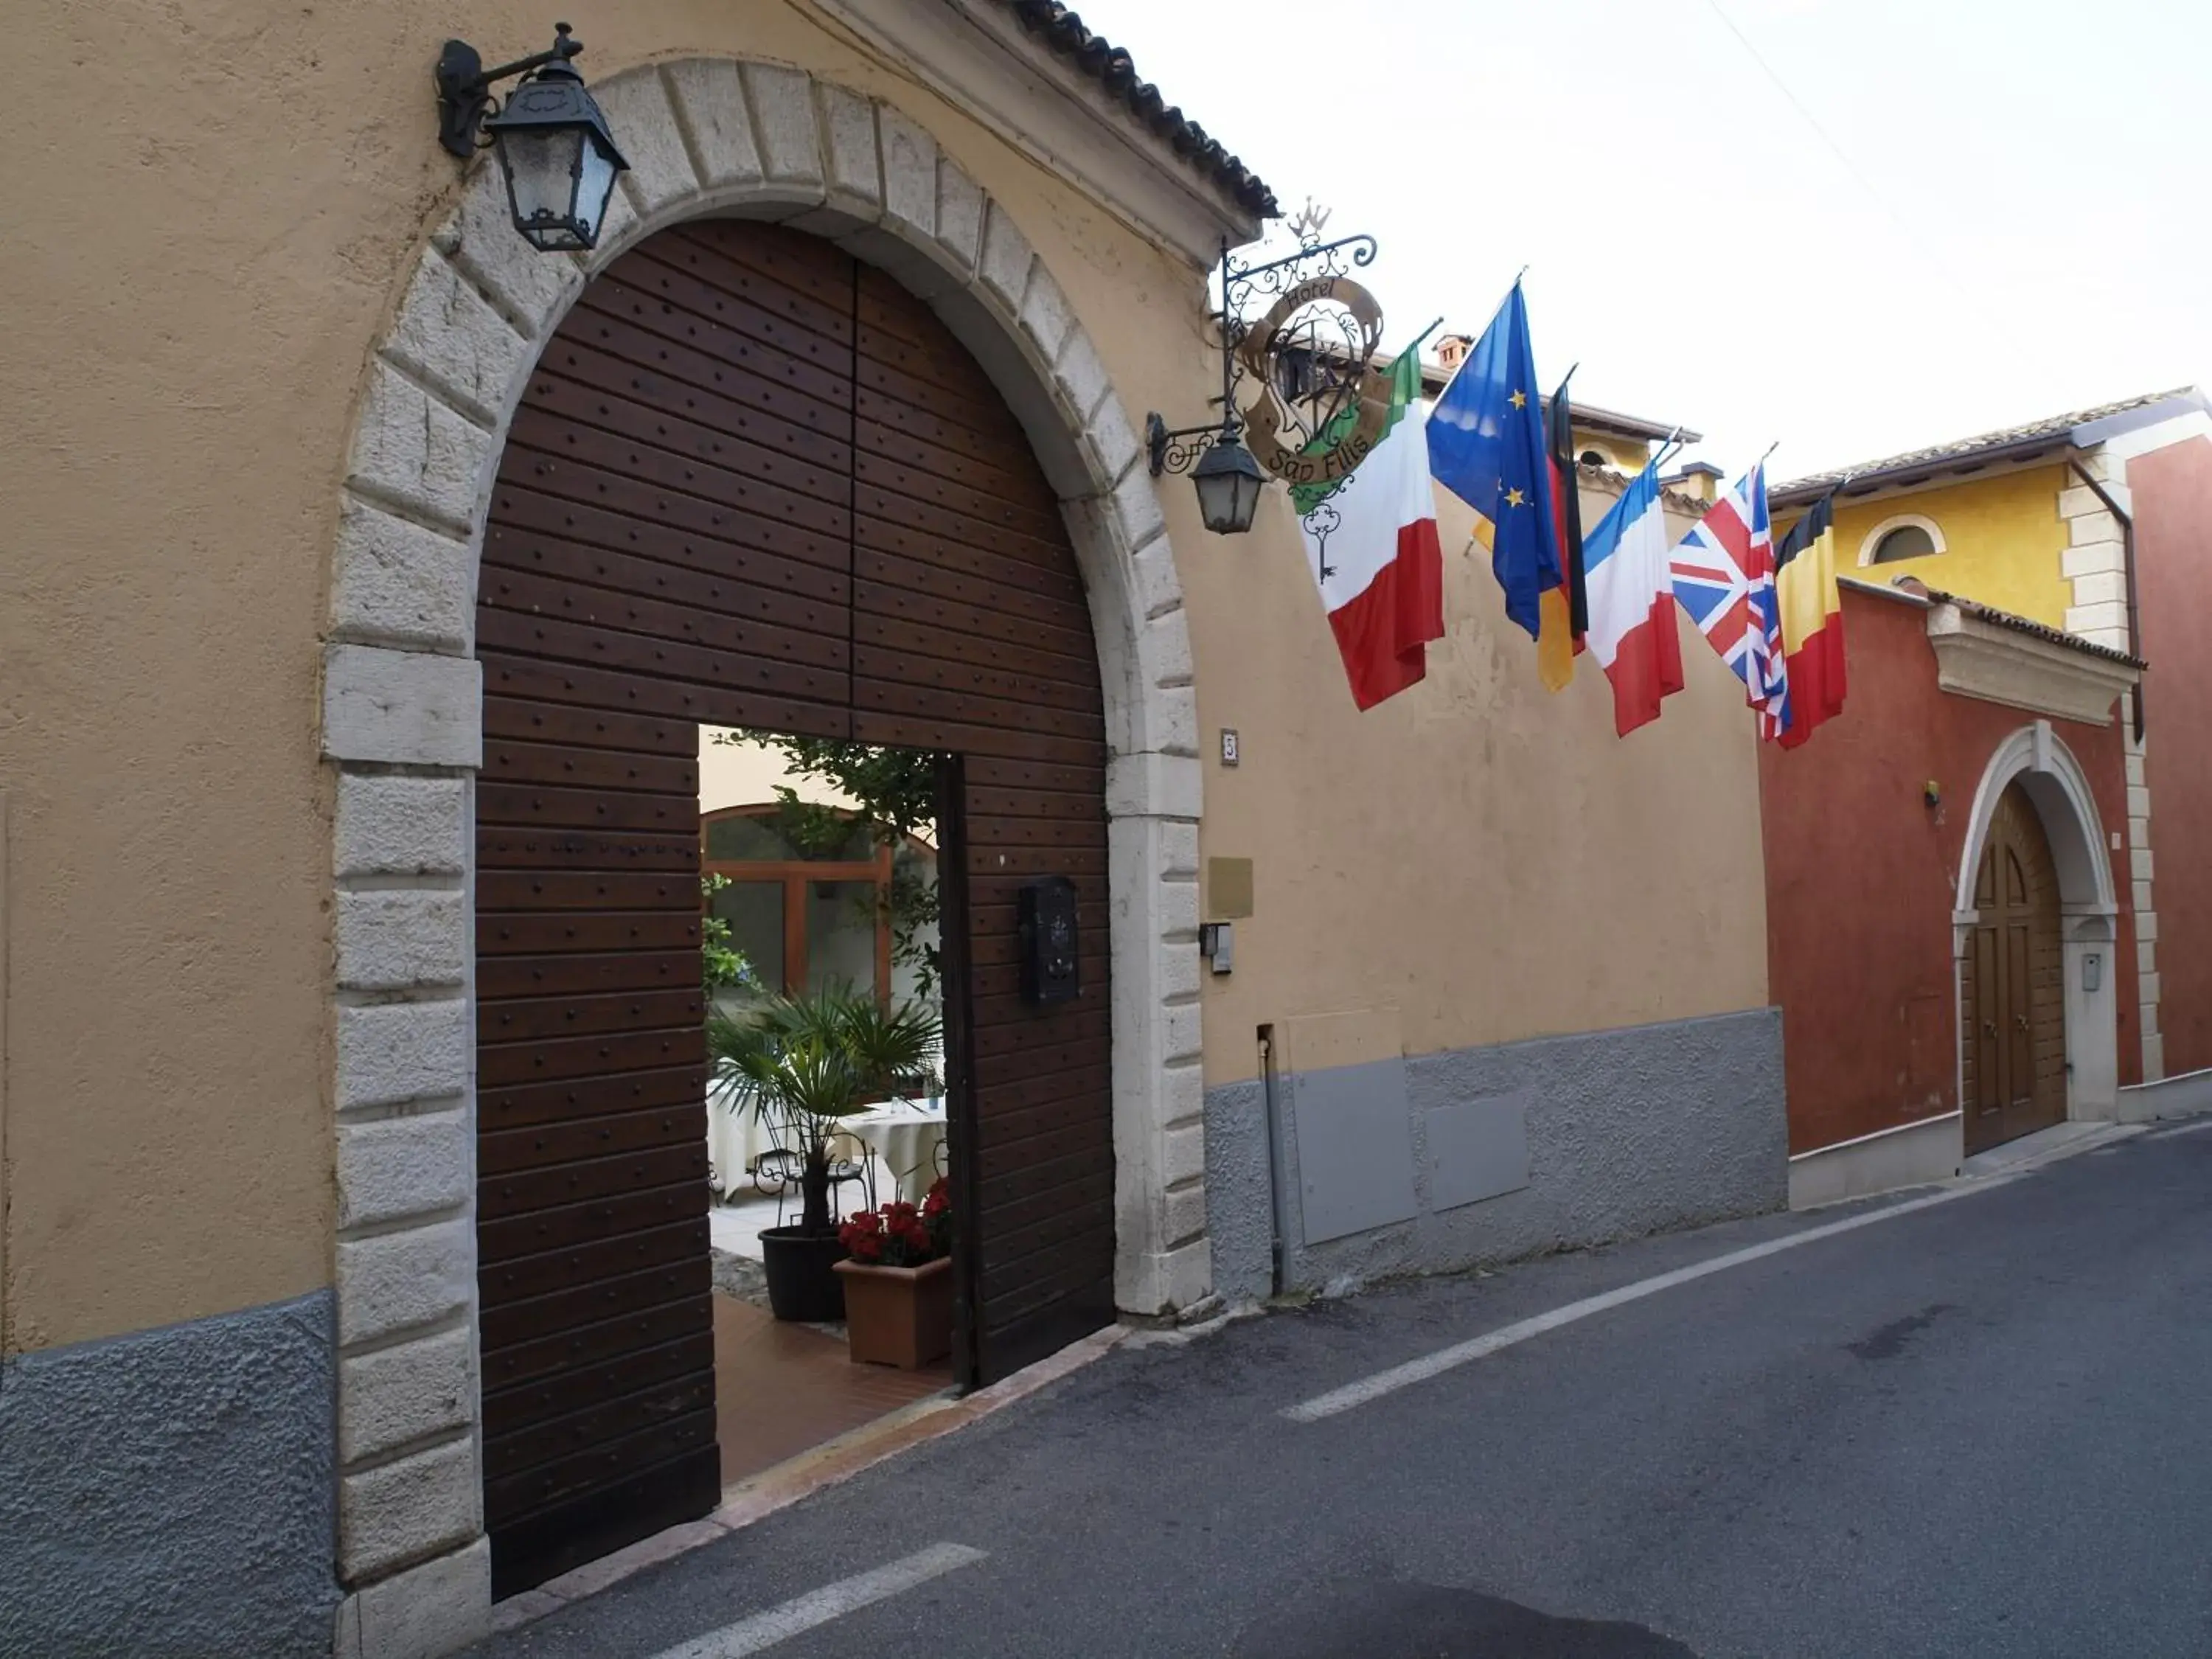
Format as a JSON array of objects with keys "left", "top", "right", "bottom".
[
  {"left": 2148, "top": 1117, "right": 2212, "bottom": 1140},
  {"left": 1282, "top": 1178, "right": 2017, "bottom": 1423},
  {"left": 649, "top": 1543, "right": 987, "bottom": 1658}
]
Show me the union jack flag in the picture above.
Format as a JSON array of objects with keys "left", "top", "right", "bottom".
[{"left": 1669, "top": 462, "right": 1790, "bottom": 738}]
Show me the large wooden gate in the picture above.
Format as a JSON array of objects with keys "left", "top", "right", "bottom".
[
  {"left": 473, "top": 220, "right": 1114, "bottom": 1594},
  {"left": 1962, "top": 782, "right": 2066, "bottom": 1155}
]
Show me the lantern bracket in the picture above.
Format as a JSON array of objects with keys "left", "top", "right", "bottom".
[
  {"left": 435, "top": 22, "right": 586, "bottom": 159},
  {"left": 1147, "top": 414, "right": 1230, "bottom": 479}
]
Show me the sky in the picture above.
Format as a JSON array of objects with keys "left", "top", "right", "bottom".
[{"left": 1088, "top": 0, "right": 2211, "bottom": 481}]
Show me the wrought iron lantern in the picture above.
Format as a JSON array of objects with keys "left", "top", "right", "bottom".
[
  {"left": 434, "top": 24, "right": 628, "bottom": 253},
  {"left": 1189, "top": 435, "right": 1266, "bottom": 535}
]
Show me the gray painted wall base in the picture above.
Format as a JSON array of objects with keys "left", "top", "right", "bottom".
[
  {"left": 1787, "top": 1113, "right": 1961, "bottom": 1210},
  {"left": 2118, "top": 1065, "right": 2212, "bottom": 1124},
  {"left": 0, "top": 1291, "right": 340, "bottom": 1658},
  {"left": 1206, "top": 1009, "right": 1787, "bottom": 1304}
]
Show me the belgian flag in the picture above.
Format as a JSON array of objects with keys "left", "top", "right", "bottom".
[{"left": 1773, "top": 493, "right": 1846, "bottom": 747}]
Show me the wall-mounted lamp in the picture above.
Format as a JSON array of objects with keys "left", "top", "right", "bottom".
[
  {"left": 434, "top": 24, "right": 628, "bottom": 253},
  {"left": 1150, "top": 417, "right": 1265, "bottom": 535}
]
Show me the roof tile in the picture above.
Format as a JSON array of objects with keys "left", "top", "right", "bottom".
[
  {"left": 1773, "top": 387, "right": 2202, "bottom": 503},
  {"left": 996, "top": 1, "right": 1279, "bottom": 219}
]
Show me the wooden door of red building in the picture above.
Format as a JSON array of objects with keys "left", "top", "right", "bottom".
[
  {"left": 1962, "top": 783, "right": 2067, "bottom": 1154},
  {"left": 473, "top": 220, "right": 1114, "bottom": 1596}
]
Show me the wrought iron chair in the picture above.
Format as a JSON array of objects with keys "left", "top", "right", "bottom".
[{"left": 754, "top": 1144, "right": 875, "bottom": 1225}]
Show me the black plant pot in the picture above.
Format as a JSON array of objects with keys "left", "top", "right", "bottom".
[{"left": 759, "top": 1225, "right": 849, "bottom": 1323}]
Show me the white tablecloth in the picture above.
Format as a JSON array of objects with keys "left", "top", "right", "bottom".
[
  {"left": 840, "top": 1105, "right": 949, "bottom": 1204},
  {"left": 705, "top": 1088, "right": 782, "bottom": 1198}
]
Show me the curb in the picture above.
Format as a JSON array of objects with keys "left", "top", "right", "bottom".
[
  {"left": 1956, "top": 1120, "right": 2144, "bottom": 1180},
  {"left": 491, "top": 1323, "right": 1133, "bottom": 1635}
]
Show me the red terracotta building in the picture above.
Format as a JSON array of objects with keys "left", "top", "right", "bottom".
[
  {"left": 1764, "top": 391, "right": 2212, "bottom": 1204},
  {"left": 2129, "top": 438, "right": 2212, "bottom": 1079},
  {"left": 1762, "top": 581, "right": 2141, "bottom": 1203}
]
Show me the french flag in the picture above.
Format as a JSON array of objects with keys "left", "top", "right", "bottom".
[{"left": 1581, "top": 460, "right": 1686, "bottom": 736}]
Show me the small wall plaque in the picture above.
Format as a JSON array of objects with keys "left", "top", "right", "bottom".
[{"left": 1206, "top": 856, "right": 1253, "bottom": 920}]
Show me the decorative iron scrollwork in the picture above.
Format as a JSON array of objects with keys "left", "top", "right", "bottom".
[{"left": 1146, "top": 201, "right": 1390, "bottom": 492}]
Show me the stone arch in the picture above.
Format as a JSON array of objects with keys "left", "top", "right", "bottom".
[
  {"left": 319, "top": 58, "right": 1205, "bottom": 1635},
  {"left": 1952, "top": 720, "right": 2121, "bottom": 1130},
  {"left": 1857, "top": 509, "right": 1947, "bottom": 567}
]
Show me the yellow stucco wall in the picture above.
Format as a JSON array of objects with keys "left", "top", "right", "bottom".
[
  {"left": 1569, "top": 432, "right": 1654, "bottom": 474},
  {"left": 4, "top": 0, "right": 1769, "bottom": 1350},
  {"left": 1189, "top": 477, "right": 1766, "bottom": 1085},
  {"left": 1792, "top": 465, "right": 2071, "bottom": 627}
]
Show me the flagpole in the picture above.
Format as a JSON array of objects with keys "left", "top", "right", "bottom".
[
  {"left": 1650, "top": 426, "right": 1687, "bottom": 474},
  {"left": 1402, "top": 316, "right": 1447, "bottom": 358}
]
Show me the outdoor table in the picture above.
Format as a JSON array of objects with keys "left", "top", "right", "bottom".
[
  {"left": 704, "top": 1077, "right": 780, "bottom": 1199},
  {"left": 838, "top": 1102, "right": 949, "bottom": 1204},
  {"left": 706, "top": 1073, "right": 938, "bottom": 1203}
]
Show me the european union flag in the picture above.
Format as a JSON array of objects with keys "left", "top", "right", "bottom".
[{"left": 1427, "top": 282, "right": 1561, "bottom": 639}]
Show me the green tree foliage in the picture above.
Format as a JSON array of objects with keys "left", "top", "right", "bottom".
[{"left": 700, "top": 874, "right": 759, "bottom": 996}]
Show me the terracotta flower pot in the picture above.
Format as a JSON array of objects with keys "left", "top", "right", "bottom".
[{"left": 832, "top": 1255, "right": 953, "bottom": 1368}]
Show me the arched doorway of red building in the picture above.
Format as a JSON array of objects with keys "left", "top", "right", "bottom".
[
  {"left": 471, "top": 218, "right": 1115, "bottom": 1596},
  {"left": 1961, "top": 782, "right": 2067, "bottom": 1154}
]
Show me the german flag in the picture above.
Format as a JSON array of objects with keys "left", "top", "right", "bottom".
[
  {"left": 1773, "top": 493, "right": 1846, "bottom": 747},
  {"left": 1535, "top": 369, "right": 1588, "bottom": 691}
]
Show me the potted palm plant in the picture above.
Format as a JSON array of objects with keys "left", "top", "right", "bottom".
[{"left": 709, "top": 985, "right": 942, "bottom": 1324}]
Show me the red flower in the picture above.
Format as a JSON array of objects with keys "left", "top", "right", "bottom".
[{"left": 835, "top": 1186, "right": 953, "bottom": 1267}]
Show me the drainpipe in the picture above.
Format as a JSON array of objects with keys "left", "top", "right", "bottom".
[
  {"left": 2069, "top": 456, "right": 2145, "bottom": 742},
  {"left": 1257, "top": 1025, "right": 1285, "bottom": 1298}
]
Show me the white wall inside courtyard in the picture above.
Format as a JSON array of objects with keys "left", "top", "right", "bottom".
[{"left": 698, "top": 730, "right": 861, "bottom": 815}]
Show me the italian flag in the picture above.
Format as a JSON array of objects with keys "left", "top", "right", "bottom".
[{"left": 1293, "top": 349, "right": 1444, "bottom": 710}]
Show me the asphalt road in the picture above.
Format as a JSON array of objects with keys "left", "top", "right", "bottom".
[{"left": 473, "top": 1121, "right": 2212, "bottom": 1659}]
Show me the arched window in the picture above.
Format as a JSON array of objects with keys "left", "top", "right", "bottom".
[
  {"left": 1578, "top": 448, "right": 1607, "bottom": 468},
  {"left": 1870, "top": 524, "right": 1936, "bottom": 563},
  {"left": 1859, "top": 513, "right": 1945, "bottom": 566}
]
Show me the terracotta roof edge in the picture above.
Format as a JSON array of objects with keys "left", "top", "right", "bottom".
[
  {"left": 994, "top": 1, "right": 1279, "bottom": 219},
  {"left": 1921, "top": 583, "right": 2143, "bottom": 669}
]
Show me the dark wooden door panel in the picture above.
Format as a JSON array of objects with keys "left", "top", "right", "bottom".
[
  {"left": 479, "top": 1218, "right": 710, "bottom": 1311},
  {"left": 478, "top": 1257, "right": 712, "bottom": 1360},
  {"left": 478, "top": 1066, "right": 707, "bottom": 1130},
  {"left": 486, "top": 1447, "right": 723, "bottom": 1603},
  {"left": 1964, "top": 785, "right": 2070, "bottom": 1155},
  {"left": 476, "top": 948, "right": 703, "bottom": 1001},
  {"left": 477, "top": 219, "right": 1115, "bottom": 1596}
]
